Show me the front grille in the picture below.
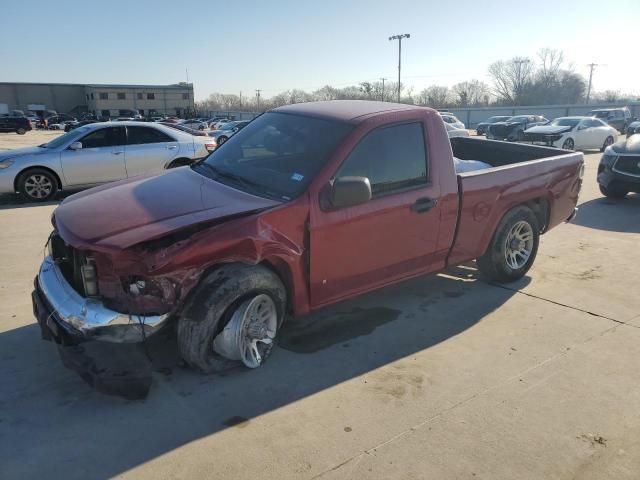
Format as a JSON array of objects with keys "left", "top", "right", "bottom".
[
  {"left": 523, "top": 132, "right": 562, "bottom": 144},
  {"left": 613, "top": 156, "right": 640, "bottom": 177},
  {"left": 49, "top": 233, "right": 89, "bottom": 296}
]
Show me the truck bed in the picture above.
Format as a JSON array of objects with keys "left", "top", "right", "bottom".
[{"left": 447, "top": 137, "right": 583, "bottom": 266}]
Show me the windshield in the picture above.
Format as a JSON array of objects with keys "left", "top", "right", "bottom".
[
  {"left": 549, "top": 118, "right": 580, "bottom": 127},
  {"left": 591, "top": 111, "right": 609, "bottom": 119},
  {"left": 39, "top": 127, "right": 90, "bottom": 148},
  {"left": 195, "top": 112, "right": 353, "bottom": 200},
  {"left": 489, "top": 116, "right": 509, "bottom": 122},
  {"left": 507, "top": 116, "right": 528, "bottom": 123},
  {"left": 218, "top": 122, "right": 237, "bottom": 130}
]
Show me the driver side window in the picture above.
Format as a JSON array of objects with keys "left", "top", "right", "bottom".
[
  {"left": 79, "top": 127, "right": 124, "bottom": 149},
  {"left": 337, "top": 122, "right": 428, "bottom": 196}
]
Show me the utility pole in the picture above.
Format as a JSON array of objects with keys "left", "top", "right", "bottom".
[
  {"left": 389, "top": 34, "right": 410, "bottom": 103},
  {"left": 380, "top": 77, "right": 387, "bottom": 102},
  {"left": 512, "top": 58, "right": 531, "bottom": 104},
  {"left": 255, "top": 89, "right": 262, "bottom": 111},
  {"left": 586, "top": 63, "right": 597, "bottom": 104},
  {"left": 239, "top": 91, "right": 242, "bottom": 109}
]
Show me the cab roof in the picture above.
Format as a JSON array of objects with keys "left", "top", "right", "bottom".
[{"left": 273, "top": 100, "right": 427, "bottom": 123}]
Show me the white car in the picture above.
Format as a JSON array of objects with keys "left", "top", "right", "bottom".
[
  {"left": 180, "top": 119, "right": 208, "bottom": 131},
  {"left": 0, "top": 122, "right": 215, "bottom": 202},
  {"left": 440, "top": 113, "right": 466, "bottom": 130},
  {"left": 523, "top": 116, "right": 617, "bottom": 151},
  {"left": 445, "top": 122, "right": 470, "bottom": 138}
]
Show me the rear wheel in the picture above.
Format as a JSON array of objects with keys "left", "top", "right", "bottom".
[
  {"left": 599, "top": 184, "right": 628, "bottom": 199},
  {"left": 477, "top": 206, "right": 540, "bottom": 283},
  {"left": 16, "top": 127, "right": 26, "bottom": 135},
  {"left": 601, "top": 136, "right": 614, "bottom": 152},
  {"left": 177, "top": 264, "right": 286, "bottom": 373},
  {"left": 17, "top": 168, "right": 58, "bottom": 202},
  {"left": 217, "top": 135, "right": 228, "bottom": 145}
]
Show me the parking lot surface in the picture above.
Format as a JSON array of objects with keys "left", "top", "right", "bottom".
[{"left": 1, "top": 130, "right": 639, "bottom": 479}]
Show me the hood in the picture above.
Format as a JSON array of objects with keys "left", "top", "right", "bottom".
[
  {"left": 0, "top": 146, "right": 49, "bottom": 161},
  {"left": 524, "top": 125, "right": 572, "bottom": 135},
  {"left": 54, "top": 167, "right": 282, "bottom": 251},
  {"left": 610, "top": 135, "right": 640, "bottom": 155}
]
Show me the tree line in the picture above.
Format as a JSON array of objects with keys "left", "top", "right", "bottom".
[{"left": 196, "top": 49, "right": 637, "bottom": 113}]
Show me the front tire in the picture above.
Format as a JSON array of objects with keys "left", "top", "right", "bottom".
[
  {"left": 599, "top": 184, "right": 627, "bottom": 199},
  {"left": 476, "top": 206, "right": 540, "bottom": 283},
  {"left": 562, "top": 138, "right": 574, "bottom": 150},
  {"left": 601, "top": 136, "right": 614, "bottom": 152},
  {"left": 177, "top": 264, "right": 286, "bottom": 373},
  {"left": 17, "top": 168, "right": 58, "bottom": 202}
]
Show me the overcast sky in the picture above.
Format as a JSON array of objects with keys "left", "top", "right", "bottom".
[{"left": 2, "top": 0, "right": 638, "bottom": 100}]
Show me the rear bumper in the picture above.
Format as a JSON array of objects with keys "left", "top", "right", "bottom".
[{"left": 35, "top": 256, "right": 171, "bottom": 343}]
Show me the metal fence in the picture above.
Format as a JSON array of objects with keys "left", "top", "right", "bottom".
[
  {"left": 444, "top": 102, "right": 640, "bottom": 128},
  {"left": 199, "top": 110, "right": 260, "bottom": 121}
]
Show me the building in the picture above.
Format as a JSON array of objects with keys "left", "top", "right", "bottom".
[{"left": 0, "top": 82, "right": 195, "bottom": 118}]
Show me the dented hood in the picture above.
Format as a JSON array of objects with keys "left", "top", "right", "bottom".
[
  {"left": 524, "top": 125, "right": 572, "bottom": 135},
  {"left": 54, "top": 167, "right": 281, "bottom": 251}
]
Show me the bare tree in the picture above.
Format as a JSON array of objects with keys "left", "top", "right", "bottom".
[
  {"left": 537, "top": 48, "right": 564, "bottom": 88},
  {"left": 488, "top": 57, "right": 534, "bottom": 105},
  {"left": 451, "top": 80, "right": 490, "bottom": 106}
]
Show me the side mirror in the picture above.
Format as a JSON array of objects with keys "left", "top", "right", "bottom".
[
  {"left": 69, "top": 141, "right": 83, "bottom": 150},
  {"left": 322, "top": 176, "right": 372, "bottom": 210}
]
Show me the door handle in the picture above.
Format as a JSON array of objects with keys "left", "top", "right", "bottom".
[
  {"left": 411, "top": 197, "right": 438, "bottom": 213},
  {"left": 113, "top": 151, "right": 123, "bottom": 155},
  {"left": 167, "top": 145, "right": 177, "bottom": 150}
]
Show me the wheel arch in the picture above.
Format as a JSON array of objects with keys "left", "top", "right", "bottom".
[{"left": 14, "top": 165, "right": 63, "bottom": 192}]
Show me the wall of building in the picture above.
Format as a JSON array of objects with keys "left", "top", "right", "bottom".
[{"left": 0, "top": 82, "right": 86, "bottom": 114}]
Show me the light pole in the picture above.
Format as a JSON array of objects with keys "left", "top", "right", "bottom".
[
  {"left": 380, "top": 77, "right": 387, "bottom": 102},
  {"left": 389, "top": 33, "right": 410, "bottom": 103},
  {"left": 586, "top": 63, "right": 598, "bottom": 104}
]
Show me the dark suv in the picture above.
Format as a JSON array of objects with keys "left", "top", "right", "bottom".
[
  {"left": 0, "top": 116, "right": 32, "bottom": 135},
  {"left": 589, "top": 107, "right": 632, "bottom": 134}
]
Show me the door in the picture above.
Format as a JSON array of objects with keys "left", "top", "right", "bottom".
[
  {"left": 124, "top": 126, "right": 179, "bottom": 177},
  {"left": 309, "top": 122, "right": 442, "bottom": 306},
  {"left": 573, "top": 120, "right": 593, "bottom": 148},
  {"left": 60, "top": 126, "right": 127, "bottom": 185}
]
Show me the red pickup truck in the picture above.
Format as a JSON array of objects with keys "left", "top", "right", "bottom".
[{"left": 33, "top": 101, "right": 583, "bottom": 395}]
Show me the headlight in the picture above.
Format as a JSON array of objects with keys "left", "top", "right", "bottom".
[{"left": 0, "top": 160, "right": 14, "bottom": 169}]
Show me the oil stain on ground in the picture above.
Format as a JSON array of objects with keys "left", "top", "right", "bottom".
[{"left": 279, "top": 307, "right": 401, "bottom": 354}]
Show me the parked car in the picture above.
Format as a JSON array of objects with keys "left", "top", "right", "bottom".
[
  {"left": 588, "top": 107, "right": 632, "bottom": 134},
  {"left": 45, "top": 114, "right": 76, "bottom": 125},
  {"left": 475, "top": 116, "right": 511, "bottom": 136},
  {"left": 64, "top": 120, "right": 101, "bottom": 132},
  {"left": 161, "top": 122, "right": 210, "bottom": 137},
  {"left": 206, "top": 116, "right": 228, "bottom": 127},
  {"left": 30, "top": 100, "right": 583, "bottom": 396},
  {"left": 487, "top": 115, "right": 548, "bottom": 141},
  {"left": 624, "top": 120, "right": 640, "bottom": 137},
  {"left": 210, "top": 119, "right": 231, "bottom": 129},
  {"left": 208, "top": 120, "right": 250, "bottom": 145},
  {"left": 597, "top": 135, "right": 640, "bottom": 198},
  {"left": 0, "top": 122, "right": 215, "bottom": 201},
  {"left": 523, "top": 117, "right": 617, "bottom": 151},
  {"left": 180, "top": 119, "right": 208, "bottom": 130},
  {"left": 445, "top": 122, "right": 470, "bottom": 138},
  {"left": 440, "top": 113, "right": 465, "bottom": 130},
  {"left": 27, "top": 116, "right": 40, "bottom": 128},
  {"left": 0, "top": 116, "right": 32, "bottom": 135}
]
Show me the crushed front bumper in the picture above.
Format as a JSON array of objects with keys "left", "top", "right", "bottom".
[{"left": 35, "top": 256, "right": 171, "bottom": 343}]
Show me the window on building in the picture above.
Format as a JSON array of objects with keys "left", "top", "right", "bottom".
[
  {"left": 147, "top": 93, "right": 155, "bottom": 100},
  {"left": 101, "top": 109, "right": 110, "bottom": 118},
  {"left": 337, "top": 122, "right": 428, "bottom": 196},
  {"left": 99, "top": 92, "right": 108, "bottom": 100},
  {"left": 182, "top": 93, "right": 189, "bottom": 99},
  {"left": 90, "top": 93, "right": 94, "bottom": 100},
  {"left": 117, "top": 92, "right": 126, "bottom": 100},
  {"left": 137, "top": 93, "right": 143, "bottom": 100},
  {"left": 86, "top": 94, "right": 89, "bottom": 101},
  {"left": 126, "top": 126, "right": 174, "bottom": 145}
]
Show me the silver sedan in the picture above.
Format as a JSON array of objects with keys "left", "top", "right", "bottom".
[{"left": 0, "top": 122, "right": 215, "bottom": 201}]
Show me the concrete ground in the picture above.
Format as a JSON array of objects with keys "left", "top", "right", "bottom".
[{"left": 0, "top": 130, "right": 639, "bottom": 479}]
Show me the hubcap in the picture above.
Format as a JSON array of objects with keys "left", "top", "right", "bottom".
[
  {"left": 24, "top": 174, "right": 53, "bottom": 199},
  {"left": 212, "top": 294, "right": 278, "bottom": 368},
  {"left": 563, "top": 139, "right": 574, "bottom": 150},
  {"left": 504, "top": 220, "right": 534, "bottom": 270}
]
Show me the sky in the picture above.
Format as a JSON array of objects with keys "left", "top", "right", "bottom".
[{"left": 2, "top": 0, "right": 639, "bottom": 101}]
